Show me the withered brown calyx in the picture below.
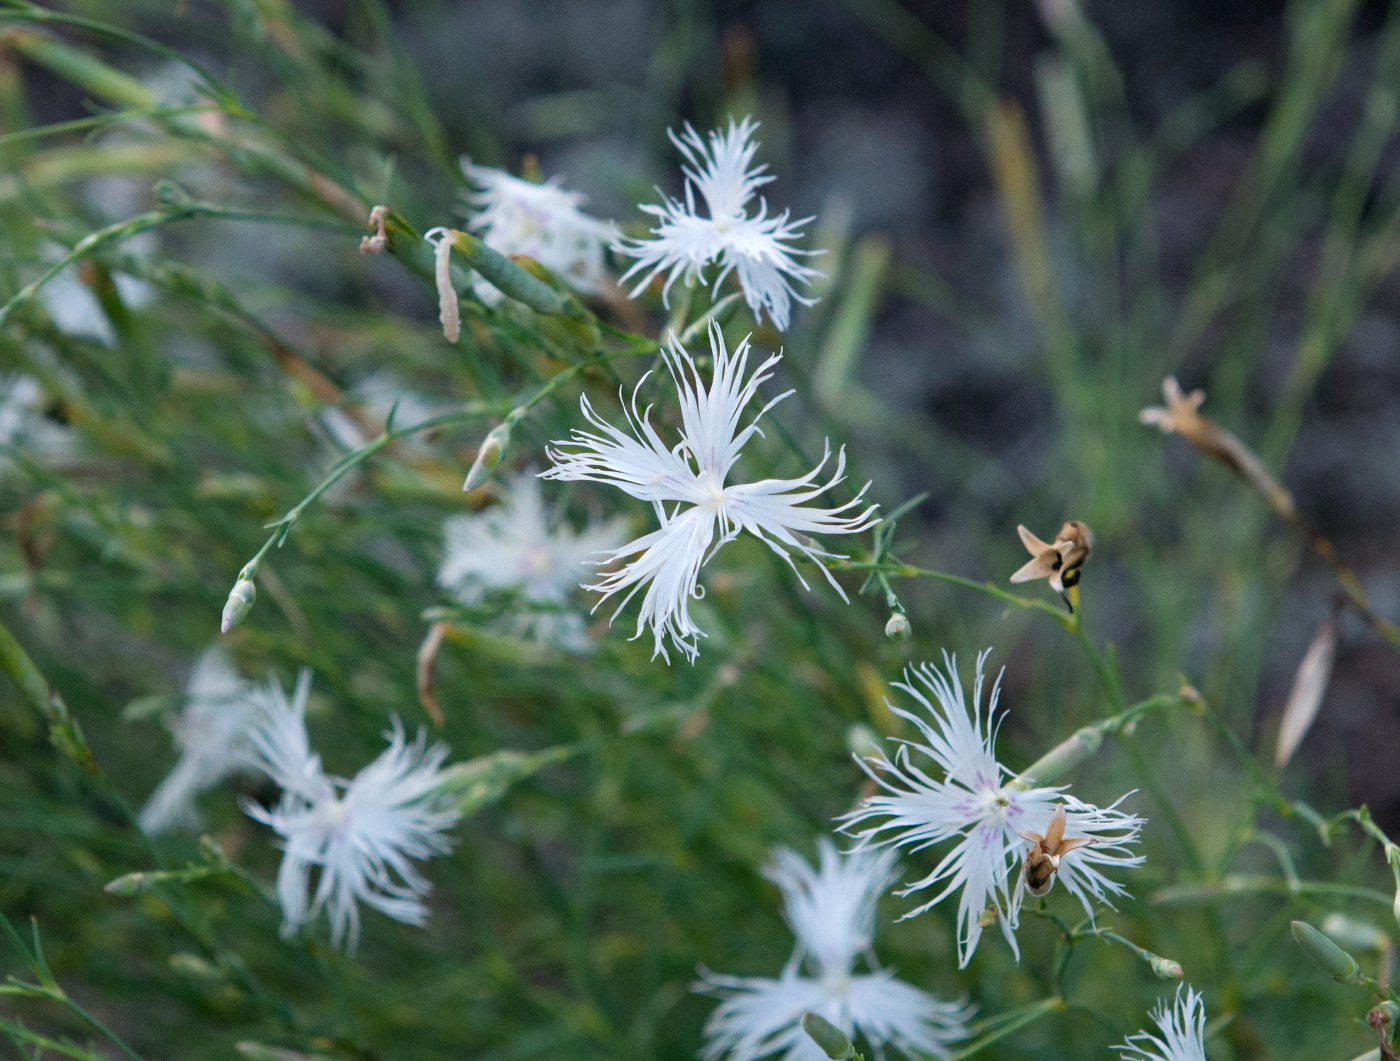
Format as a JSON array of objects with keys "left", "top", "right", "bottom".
[{"left": 1019, "top": 804, "right": 1094, "bottom": 898}]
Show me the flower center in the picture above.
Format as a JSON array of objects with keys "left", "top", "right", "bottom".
[
  {"left": 694, "top": 470, "right": 727, "bottom": 508},
  {"left": 820, "top": 969, "right": 853, "bottom": 998},
  {"left": 517, "top": 547, "right": 555, "bottom": 578},
  {"left": 316, "top": 798, "right": 350, "bottom": 834}
]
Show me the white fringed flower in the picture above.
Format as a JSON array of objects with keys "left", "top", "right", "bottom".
[
  {"left": 1117, "top": 987, "right": 1208, "bottom": 1061},
  {"left": 462, "top": 160, "right": 619, "bottom": 297},
  {"left": 542, "top": 323, "right": 878, "bottom": 663},
  {"left": 439, "top": 470, "right": 627, "bottom": 651},
  {"left": 616, "top": 117, "right": 820, "bottom": 331},
  {"left": 242, "top": 671, "right": 460, "bottom": 950},
  {"left": 697, "top": 839, "right": 972, "bottom": 1061},
  {"left": 839, "top": 650, "right": 1144, "bottom": 967},
  {"left": 139, "top": 647, "right": 260, "bottom": 835}
]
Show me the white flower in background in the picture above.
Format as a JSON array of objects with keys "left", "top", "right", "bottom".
[
  {"left": 697, "top": 839, "right": 972, "bottom": 1061},
  {"left": 439, "top": 470, "right": 627, "bottom": 651},
  {"left": 616, "top": 116, "right": 821, "bottom": 331},
  {"left": 139, "top": 647, "right": 260, "bottom": 835},
  {"left": 542, "top": 323, "right": 877, "bottom": 663},
  {"left": 0, "top": 375, "right": 70, "bottom": 465},
  {"left": 839, "top": 650, "right": 1144, "bottom": 967},
  {"left": 36, "top": 239, "right": 154, "bottom": 346},
  {"left": 320, "top": 371, "right": 452, "bottom": 453},
  {"left": 462, "top": 159, "right": 619, "bottom": 298},
  {"left": 1117, "top": 987, "right": 1208, "bottom": 1061},
  {"left": 242, "top": 671, "right": 461, "bottom": 951}
]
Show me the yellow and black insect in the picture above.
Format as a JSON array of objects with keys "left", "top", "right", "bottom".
[{"left": 1009, "top": 521, "right": 1094, "bottom": 613}]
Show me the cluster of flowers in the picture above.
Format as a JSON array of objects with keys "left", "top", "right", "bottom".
[
  {"left": 135, "top": 115, "right": 1209, "bottom": 1058},
  {"left": 146, "top": 641, "right": 1204, "bottom": 1059}
]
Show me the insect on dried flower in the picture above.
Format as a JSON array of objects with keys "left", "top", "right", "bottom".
[
  {"left": 1010, "top": 520, "right": 1093, "bottom": 608},
  {"left": 1019, "top": 803, "right": 1094, "bottom": 898}
]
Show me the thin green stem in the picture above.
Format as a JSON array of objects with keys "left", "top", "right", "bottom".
[
  {"left": 1152, "top": 874, "right": 1395, "bottom": 909},
  {"left": 948, "top": 997, "right": 1065, "bottom": 1060}
]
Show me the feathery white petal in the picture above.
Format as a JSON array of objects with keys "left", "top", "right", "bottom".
[
  {"left": 616, "top": 117, "right": 820, "bottom": 331},
  {"left": 1118, "top": 986, "right": 1209, "bottom": 1061},
  {"left": 139, "top": 647, "right": 262, "bottom": 835},
  {"left": 544, "top": 324, "right": 875, "bottom": 662},
  {"left": 243, "top": 675, "right": 461, "bottom": 950},
  {"left": 840, "top": 650, "right": 1144, "bottom": 967},
  {"left": 462, "top": 160, "right": 618, "bottom": 296}
]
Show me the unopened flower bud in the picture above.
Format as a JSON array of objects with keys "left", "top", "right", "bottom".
[
  {"left": 801, "top": 1012, "right": 854, "bottom": 1061},
  {"left": 463, "top": 421, "right": 511, "bottom": 492},
  {"left": 1292, "top": 919, "right": 1365, "bottom": 984},
  {"left": 846, "top": 724, "right": 883, "bottom": 762},
  {"left": 220, "top": 578, "right": 256, "bottom": 633},
  {"left": 1149, "top": 954, "right": 1184, "bottom": 980},
  {"left": 884, "top": 612, "right": 910, "bottom": 640}
]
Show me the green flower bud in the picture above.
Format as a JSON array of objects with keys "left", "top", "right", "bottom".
[
  {"left": 884, "top": 613, "right": 911, "bottom": 640},
  {"left": 846, "top": 724, "right": 884, "bottom": 762},
  {"left": 220, "top": 578, "right": 256, "bottom": 633},
  {"left": 801, "top": 1012, "right": 854, "bottom": 1061},
  {"left": 463, "top": 421, "right": 512, "bottom": 492},
  {"left": 1292, "top": 919, "right": 1365, "bottom": 984},
  {"left": 1149, "top": 954, "right": 1184, "bottom": 980}
]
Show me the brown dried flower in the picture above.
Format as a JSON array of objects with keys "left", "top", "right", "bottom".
[
  {"left": 1011, "top": 520, "right": 1094, "bottom": 602},
  {"left": 1139, "top": 377, "right": 1295, "bottom": 520}
]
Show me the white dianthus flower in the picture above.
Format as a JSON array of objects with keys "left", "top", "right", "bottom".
[
  {"left": 462, "top": 159, "right": 619, "bottom": 298},
  {"left": 242, "top": 671, "right": 460, "bottom": 951},
  {"left": 839, "top": 650, "right": 1144, "bottom": 967},
  {"left": 697, "top": 839, "right": 972, "bottom": 1061},
  {"left": 139, "top": 647, "right": 260, "bottom": 835},
  {"left": 1117, "top": 986, "right": 1208, "bottom": 1061},
  {"left": 439, "top": 470, "right": 628, "bottom": 651},
  {"left": 616, "top": 117, "right": 821, "bottom": 331},
  {"left": 542, "top": 322, "right": 878, "bottom": 663}
]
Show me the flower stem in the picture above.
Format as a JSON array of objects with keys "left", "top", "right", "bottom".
[{"left": 948, "top": 996, "right": 1065, "bottom": 1060}]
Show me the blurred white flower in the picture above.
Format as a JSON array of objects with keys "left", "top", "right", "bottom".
[
  {"left": 616, "top": 117, "right": 821, "bottom": 331},
  {"left": 1117, "top": 986, "right": 1208, "bottom": 1061},
  {"left": 439, "top": 470, "right": 627, "bottom": 651},
  {"left": 542, "top": 323, "right": 877, "bottom": 663},
  {"left": 0, "top": 374, "right": 70, "bottom": 465},
  {"left": 697, "top": 839, "right": 972, "bottom": 1061},
  {"left": 462, "top": 159, "right": 619, "bottom": 298},
  {"left": 320, "top": 371, "right": 452, "bottom": 453},
  {"left": 139, "top": 647, "right": 260, "bottom": 835},
  {"left": 839, "top": 650, "right": 1144, "bottom": 967},
  {"left": 242, "top": 671, "right": 460, "bottom": 951}
]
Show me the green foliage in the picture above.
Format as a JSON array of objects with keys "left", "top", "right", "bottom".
[{"left": 0, "top": 1, "right": 1397, "bottom": 1059}]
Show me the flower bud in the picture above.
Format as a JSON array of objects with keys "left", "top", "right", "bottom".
[
  {"left": 846, "top": 724, "right": 884, "bottom": 762},
  {"left": 801, "top": 1012, "right": 854, "bottom": 1061},
  {"left": 884, "top": 612, "right": 910, "bottom": 640},
  {"left": 463, "top": 421, "right": 511, "bottom": 492},
  {"left": 1292, "top": 919, "right": 1365, "bottom": 984},
  {"left": 220, "top": 578, "right": 256, "bottom": 633},
  {"left": 1149, "top": 954, "right": 1184, "bottom": 980}
]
